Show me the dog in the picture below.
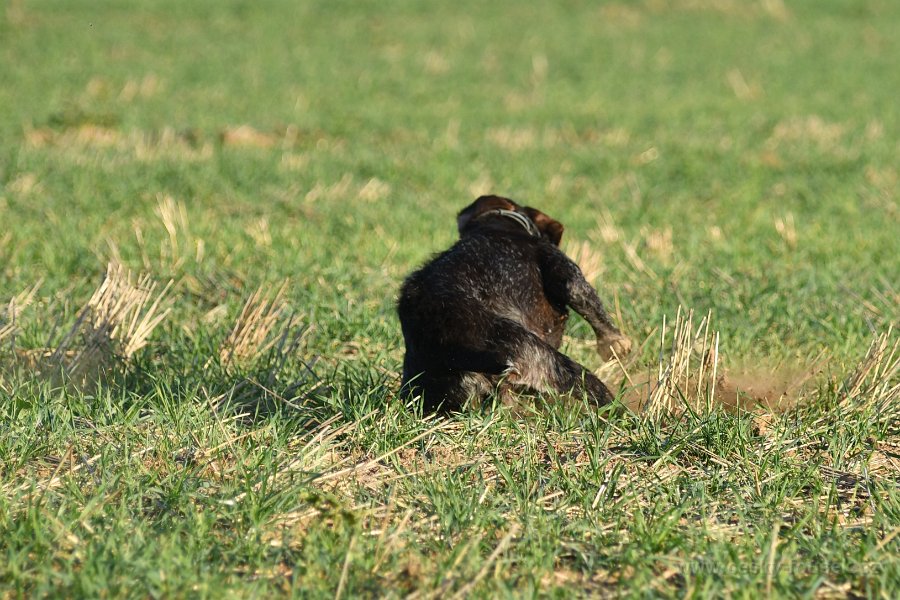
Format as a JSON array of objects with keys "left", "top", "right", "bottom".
[{"left": 397, "top": 195, "right": 631, "bottom": 413}]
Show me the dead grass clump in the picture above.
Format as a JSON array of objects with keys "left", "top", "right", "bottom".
[
  {"left": 220, "top": 125, "right": 278, "bottom": 148},
  {"left": 246, "top": 217, "right": 273, "bottom": 249},
  {"left": 839, "top": 326, "right": 899, "bottom": 417},
  {"left": 25, "top": 124, "right": 120, "bottom": 148},
  {"left": 220, "top": 281, "right": 293, "bottom": 369},
  {"left": 726, "top": 68, "right": 763, "bottom": 100},
  {"left": 593, "top": 209, "right": 623, "bottom": 244},
  {"left": 183, "top": 281, "right": 312, "bottom": 420},
  {"left": 0, "top": 281, "right": 41, "bottom": 347},
  {"left": 653, "top": 0, "right": 767, "bottom": 20},
  {"left": 6, "top": 173, "right": 42, "bottom": 196},
  {"left": 357, "top": 178, "right": 392, "bottom": 202},
  {"left": 304, "top": 174, "right": 354, "bottom": 204},
  {"left": 51, "top": 263, "right": 172, "bottom": 376},
  {"left": 118, "top": 74, "right": 162, "bottom": 102},
  {"left": 640, "top": 225, "right": 674, "bottom": 263},
  {"left": 641, "top": 308, "right": 719, "bottom": 419},
  {"left": 766, "top": 115, "right": 846, "bottom": 153},
  {"left": 133, "top": 129, "right": 214, "bottom": 163},
  {"left": 485, "top": 126, "right": 538, "bottom": 151},
  {"left": 35, "top": 264, "right": 172, "bottom": 389},
  {"left": 422, "top": 50, "right": 451, "bottom": 75},
  {"left": 154, "top": 194, "right": 205, "bottom": 271},
  {"left": 90, "top": 264, "right": 174, "bottom": 360},
  {"left": 25, "top": 125, "right": 214, "bottom": 163},
  {"left": 773, "top": 212, "right": 798, "bottom": 249},
  {"left": 125, "top": 197, "right": 207, "bottom": 274}
]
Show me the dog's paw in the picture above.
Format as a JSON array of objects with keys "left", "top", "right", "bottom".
[{"left": 597, "top": 333, "right": 632, "bottom": 361}]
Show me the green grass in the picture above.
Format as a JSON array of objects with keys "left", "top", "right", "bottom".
[{"left": 1, "top": 0, "right": 899, "bottom": 597}]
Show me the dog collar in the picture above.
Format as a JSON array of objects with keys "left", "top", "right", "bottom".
[{"left": 476, "top": 209, "right": 541, "bottom": 238}]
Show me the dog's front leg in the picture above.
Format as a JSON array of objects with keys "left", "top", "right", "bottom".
[{"left": 540, "top": 248, "right": 632, "bottom": 361}]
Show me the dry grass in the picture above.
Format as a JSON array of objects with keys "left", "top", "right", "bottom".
[
  {"left": 220, "top": 125, "right": 279, "bottom": 148},
  {"left": 14, "top": 264, "right": 172, "bottom": 389},
  {"left": 726, "top": 67, "right": 763, "bottom": 100},
  {"left": 220, "top": 281, "right": 291, "bottom": 369},
  {"left": 81, "top": 263, "right": 173, "bottom": 360},
  {"left": 154, "top": 194, "right": 204, "bottom": 270},
  {"left": 564, "top": 239, "right": 606, "bottom": 285},
  {"left": 588, "top": 209, "right": 662, "bottom": 284},
  {"left": 774, "top": 212, "right": 798, "bottom": 249},
  {"left": 25, "top": 125, "right": 215, "bottom": 163},
  {"left": 609, "top": 307, "right": 832, "bottom": 418},
  {"left": 839, "top": 326, "right": 899, "bottom": 414},
  {"left": 357, "top": 178, "right": 392, "bottom": 202},
  {"left": 0, "top": 281, "right": 41, "bottom": 346},
  {"left": 641, "top": 307, "right": 719, "bottom": 419}
]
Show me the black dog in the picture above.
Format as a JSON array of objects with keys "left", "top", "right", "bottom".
[{"left": 397, "top": 195, "right": 631, "bottom": 413}]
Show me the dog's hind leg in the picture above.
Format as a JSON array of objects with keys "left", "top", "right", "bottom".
[
  {"left": 401, "top": 317, "right": 612, "bottom": 412},
  {"left": 483, "top": 320, "right": 615, "bottom": 406}
]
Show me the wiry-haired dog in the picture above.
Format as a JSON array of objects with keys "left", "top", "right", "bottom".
[{"left": 398, "top": 195, "right": 632, "bottom": 413}]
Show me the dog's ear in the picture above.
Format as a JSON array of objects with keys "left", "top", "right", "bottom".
[
  {"left": 524, "top": 207, "right": 564, "bottom": 246},
  {"left": 457, "top": 195, "right": 517, "bottom": 233}
]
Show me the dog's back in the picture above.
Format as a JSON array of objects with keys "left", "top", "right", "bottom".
[
  {"left": 400, "top": 232, "right": 561, "bottom": 337},
  {"left": 399, "top": 229, "right": 563, "bottom": 374}
]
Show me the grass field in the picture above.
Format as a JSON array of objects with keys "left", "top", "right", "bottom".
[{"left": 2, "top": 0, "right": 899, "bottom": 597}]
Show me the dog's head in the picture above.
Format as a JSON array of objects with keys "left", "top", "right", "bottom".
[{"left": 456, "top": 195, "right": 564, "bottom": 246}]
